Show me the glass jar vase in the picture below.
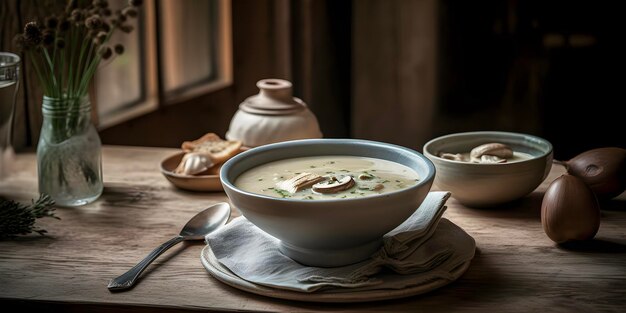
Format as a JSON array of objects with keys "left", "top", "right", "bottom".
[{"left": 37, "top": 95, "right": 103, "bottom": 206}]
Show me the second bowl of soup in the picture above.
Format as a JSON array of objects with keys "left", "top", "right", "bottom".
[
  {"left": 423, "top": 131, "right": 553, "bottom": 207},
  {"left": 220, "top": 139, "right": 435, "bottom": 267}
]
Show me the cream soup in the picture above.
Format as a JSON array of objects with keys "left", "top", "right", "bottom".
[{"left": 235, "top": 155, "right": 420, "bottom": 200}]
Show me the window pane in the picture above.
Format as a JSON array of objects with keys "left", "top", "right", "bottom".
[
  {"left": 96, "top": 0, "right": 144, "bottom": 119},
  {"left": 158, "top": 0, "right": 215, "bottom": 94}
]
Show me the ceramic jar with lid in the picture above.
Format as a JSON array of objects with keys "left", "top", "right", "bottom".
[{"left": 226, "top": 79, "right": 322, "bottom": 147}]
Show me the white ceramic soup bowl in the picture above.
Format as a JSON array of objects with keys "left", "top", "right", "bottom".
[
  {"left": 423, "top": 131, "right": 553, "bottom": 208},
  {"left": 220, "top": 139, "right": 435, "bottom": 267}
]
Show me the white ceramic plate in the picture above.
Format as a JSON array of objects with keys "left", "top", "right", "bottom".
[{"left": 201, "top": 245, "right": 471, "bottom": 303}]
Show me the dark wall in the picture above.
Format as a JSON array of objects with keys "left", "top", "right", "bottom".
[{"left": 436, "top": 0, "right": 625, "bottom": 160}]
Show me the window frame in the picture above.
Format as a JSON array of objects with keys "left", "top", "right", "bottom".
[{"left": 95, "top": 0, "right": 232, "bottom": 129}]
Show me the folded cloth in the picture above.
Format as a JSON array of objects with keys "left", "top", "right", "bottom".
[{"left": 205, "top": 191, "right": 476, "bottom": 293}]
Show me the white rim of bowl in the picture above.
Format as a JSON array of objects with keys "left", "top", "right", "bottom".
[{"left": 423, "top": 131, "right": 553, "bottom": 166}]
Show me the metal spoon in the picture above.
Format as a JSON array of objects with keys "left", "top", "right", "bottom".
[{"left": 107, "top": 202, "right": 231, "bottom": 291}]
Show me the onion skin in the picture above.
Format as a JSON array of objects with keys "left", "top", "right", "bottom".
[
  {"left": 563, "top": 147, "right": 626, "bottom": 200},
  {"left": 541, "top": 174, "right": 600, "bottom": 243}
]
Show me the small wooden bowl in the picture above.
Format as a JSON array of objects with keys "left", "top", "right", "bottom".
[
  {"left": 160, "top": 147, "right": 249, "bottom": 192},
  {"left": 160, "top": 152, "right": 223, "bottom": 191}
]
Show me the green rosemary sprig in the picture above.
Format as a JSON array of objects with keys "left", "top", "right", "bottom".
[{"left": 0, "top": 194, "right": 58, "bottom": 238}]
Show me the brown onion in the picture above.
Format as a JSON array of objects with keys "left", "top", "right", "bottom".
[
  {"left": 541, "top": 174, "right": 600, "bottom": 243},
  {"left": 559, "top": 147, "right": 626, "bottom": 200}
]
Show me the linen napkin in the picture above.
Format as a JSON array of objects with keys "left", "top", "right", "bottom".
[{"left": 205, "top": 191, "right": 476, "bottom": 292}]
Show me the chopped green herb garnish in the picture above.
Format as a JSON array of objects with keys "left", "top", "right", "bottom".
[
  {"left": 310, "top": 165, "right": 316, "bottom": 168},
  {"left": 274, "top": 189, "right": 290, "bottom": 198},
  {"left": 341, "top": 195, "right": 347, "bottom": 198},
  {"left": 258, "top": 178, "right": 263, "bottom": 181},
  {"left": 268, "top": 187, "right": 274, "bottom": 189},
  {"left": 395, "top": 180, "right": 400, "bottom": 183},
  {"left": 330, "top": 161, "right": 335, "bottom": 164},
  {"left": 381, "top": 180, "right": 390, "bottom": 183}
]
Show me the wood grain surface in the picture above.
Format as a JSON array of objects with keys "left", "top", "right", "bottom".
[{"left": 1, "top": 146, "right": 625, "bottom": 312}]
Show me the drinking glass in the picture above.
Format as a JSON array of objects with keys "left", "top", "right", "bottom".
[{"left": 0, "top": 52, "right": 20, "bottom": 179}]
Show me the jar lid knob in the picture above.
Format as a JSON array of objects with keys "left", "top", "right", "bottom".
[
  {"left": 241, "top": 79, "right": 305, "bottom": 115},
  {"left": 257, "top": 79, "right": 293, "bottom": 101}
]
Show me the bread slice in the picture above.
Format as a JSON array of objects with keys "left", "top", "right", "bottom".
[{"left": 181, "top": 133, "right": 242, "bottom": 164}]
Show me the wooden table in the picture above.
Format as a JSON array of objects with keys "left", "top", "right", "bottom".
[{"left": 1, "top": 146, "right": 625, "bottom": 312}]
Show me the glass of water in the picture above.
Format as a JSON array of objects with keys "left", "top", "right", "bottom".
[{"left": 0, "top": 52, "right": 20, "bottom": 179}]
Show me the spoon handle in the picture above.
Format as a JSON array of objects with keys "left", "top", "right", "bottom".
[{"left": 108, "top": 235, "right": 185, "bottom": 291}]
